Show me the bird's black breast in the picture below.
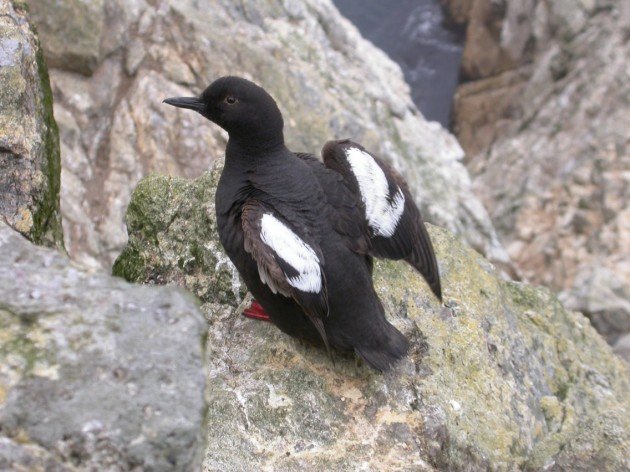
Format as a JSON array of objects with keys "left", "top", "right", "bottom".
[{"left": 215, "top": 154, "right": 329, "bottom": 344}]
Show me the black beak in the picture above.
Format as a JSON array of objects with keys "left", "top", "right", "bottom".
[{"left": 162, "top": 96, "right": 206, "bottom": 113}]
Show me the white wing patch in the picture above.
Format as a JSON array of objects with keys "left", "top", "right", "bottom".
[
  {"left": 344, "top": 147, "right": 405, "bottom": 238},
  {"left": 259, "top": 214, "right": 322, "bottom": 293}
]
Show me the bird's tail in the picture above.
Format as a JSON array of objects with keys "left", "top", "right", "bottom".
[
  {"left": 406, "top": 219, "right": 442, "bottom": 301},
  {"left": 354, "top": 320, "right": 409, "bottom": 372}
]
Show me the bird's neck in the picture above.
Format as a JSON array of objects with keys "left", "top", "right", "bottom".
[{"left": 225, "top": 132, "right": 287, "bottom": 165}]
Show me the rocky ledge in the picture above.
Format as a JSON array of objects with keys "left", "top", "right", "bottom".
[{"left": 114, "top": 163, "right": 630, "bottom": 471}]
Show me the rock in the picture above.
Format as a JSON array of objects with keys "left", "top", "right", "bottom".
[
  {"left": 0, "top": 437, "right": 71, "bottom": 471},
  {"left": 445, "top": 0, "right": 542, "bottom": 155},
  {"left": 115, "top": 162, "right": 630, "bottom": 471},
  {"left": 24, "top": 0, "right": 507, "bottom": 270},
  {"left": 443, "top": 0, "right": 537, "bottom": 82},
  {"left": 112, "top": 163, "right": 245, "bottom": 306},
  {"left": 445, "top": 0, "right": 629, "bottom": 344},
  {"left": 614, "top": 334, "right": 630, "bottom": 363},
  {"left": 0, "top": 222, "right": 207, "bottom": 471},
  {"left": 467, "top": 2, "right": 630, "bottom": 342},
  {"left": 0, "top": 0, "right": 63, "bottom": 249},
  {"left": 560, "top": 267, "right": 630, "bottom": 346},
  {"left": 26, "top": 0, "right": 104, "bottom": 76},
  {"left": 453, "top": 66, "right": 531, "bottom": 157}
]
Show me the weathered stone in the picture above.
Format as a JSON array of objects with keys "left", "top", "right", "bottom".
[
  {"left": 446, "top": 0, "right": 629, "bottom": 344},
  {"left": 0, "top": 222, "right": 207, "bottom": 471},
  {"left": 112, "top": 162, "right": 244, "bottom": 306},
  {"left": 614, "top": 333, "right": 630, "bottom": 363},
  {"left": 26, "top": 0, "right": 104, "bottom": 76},
  {"left": 25, "top": 0, "right": 507, "bottom": 270},
  {"left": 0, "top": 437, "right": 70, "bottom": 472},
  {"left": 453, "top": 66, "right": 530, "bottom": 157},
  {"left": 116, "top": 163, "right": 630, "bottom": 471},
  {"left": 468, "top": 4, "right": 630, "bottom": 343},
  {"left": 454, "top": 0, "right": 537, "bottom": 81},
  {"left": 0, "top": 0, "right": 63, "bottom": 249}
]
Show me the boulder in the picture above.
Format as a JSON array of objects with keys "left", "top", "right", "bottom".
[
  {"left": 0, "top": 0, "right": 63, "bottom": 249},
  {"left": 0, "top": 222, "right": 208, "bottom": 471},
  {"left": 115, "top": 163, "right": 630, "bottom": 471}
]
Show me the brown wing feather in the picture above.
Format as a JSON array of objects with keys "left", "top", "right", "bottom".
[{"left": 241, "top": 200, "right": 332, "bottom": 353}]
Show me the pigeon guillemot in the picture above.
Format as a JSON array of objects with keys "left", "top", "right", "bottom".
[{"left": 164, "top": 76, "right": 441, "bottom": 371}]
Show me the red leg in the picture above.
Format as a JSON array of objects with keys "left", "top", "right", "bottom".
[{"left": 243, "top": 300, "right": 271, "bottom": 322}]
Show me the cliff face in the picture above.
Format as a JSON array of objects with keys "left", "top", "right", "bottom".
[
  {"left": 24, "top": 0, "right": 507, "bottom": 270},
  {"left": 2, "top": 2, "right": 629, "bottom": 469},
  {"left": 114, "top": 164, "right": 630, "bottom": 471},
  {"left": 444, "top": 0, "right": 629, "bottom": 352},
  {"left": 0, "top": 0, "right": 64, "bottom": 248}
]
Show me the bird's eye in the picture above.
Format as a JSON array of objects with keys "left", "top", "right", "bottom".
[{"left": 225, "top": 96, "right": 237, "bottom": 105}]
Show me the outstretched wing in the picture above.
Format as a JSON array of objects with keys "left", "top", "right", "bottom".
[
  {"left": 241, "top": 200, "right": 331, "bottom": 351},
  {"left": 322, "top": 139, "right": 442, "bottom": 301}
]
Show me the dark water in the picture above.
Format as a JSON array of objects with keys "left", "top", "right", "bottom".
[{"left": 333, "top": 0, "right": 463, "bottom": 127}]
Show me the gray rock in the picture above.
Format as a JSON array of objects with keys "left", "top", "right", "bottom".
[
  {"left": 614, "top": 334, "right": 630, "bottom": 363},
  {"left": 0, "top": 437, "right": 70, "bottom": 471},
  {"left": 467, "top": 1, "right": 630, "bottom": 342},
  {"left": 0, "top": 222, "right": 207, "bottom": 471},
  {"left": 0, "top": 0, "right": 64, "bottom": 249},
  {"left": 116, "top": 164, "right": 630, "bottom": 471},
  {"left": 26, "top": 0, "right": 105, "bottom": 76},
  {"left": 24, "top": 0, "right": 507, "bottom": 270},
  {"left": 560, "top": 267, "right": 630, "bottom": 346}
]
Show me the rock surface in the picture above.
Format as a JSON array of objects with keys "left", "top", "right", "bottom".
[
  {"left": 0, "top": 222, "right": 207, "bottom": 471},
  {"left": 115, "top": 163, "right": 630, "bottom": 471},
  {"left": 445, "top": 0, "right": 630, "bottom": 345},
  {"left": 24, "top": 0, "right": 507, "bottom": 270},
  {"left": 0, "top": 0, "right": 63, "bottom": 249}
]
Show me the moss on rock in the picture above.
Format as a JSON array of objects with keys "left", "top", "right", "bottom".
[
  {"left": 0, "top": 0, "right": 64, "bottom": 249},
  {"left": 113, "top": 162, "right": 245, "bottom": 305}
]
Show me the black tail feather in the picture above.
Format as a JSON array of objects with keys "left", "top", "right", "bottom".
[
  {"left": 406, "top": 220, "right": 442, "bottom": 301},
  {"left": 354, "top": 322, "right": 409, "bottom": 372}
]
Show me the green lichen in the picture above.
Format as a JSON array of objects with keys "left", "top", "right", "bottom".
[
  {"left": 31, "top": 38, "right": 64, "bottom": 250},
  {"left": 113, "top": 167, "right": 245, "bottom": 305},
  {"left": 112, "top": 245, "right": 146, "bottom": 283},
  {"left": 10, "top": 1, "right": 29, "bottom": 13},
  {"left": 0, "top": 3, "right": 63, "bottom": 249},
  {"left": 0, "top": 309, "right": 47, "bottom": 377}
]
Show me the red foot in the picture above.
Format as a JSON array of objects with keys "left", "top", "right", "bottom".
[{"left": 243, "top": 300, "right": 271, "bottom": 322}]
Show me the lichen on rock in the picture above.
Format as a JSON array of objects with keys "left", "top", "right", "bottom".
[
  {"left": 113, "top": 161, "right": 245, "bottom": 306},
  {"left": 116, "top": 160, "right": 630, "bottom": 471},
  {"left": 0, "top": 0, "right": 64, "bottom": 249}
]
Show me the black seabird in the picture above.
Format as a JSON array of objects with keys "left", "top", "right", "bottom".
[{"left": 164, "top": 76, "right": 441, "bottom": 371}]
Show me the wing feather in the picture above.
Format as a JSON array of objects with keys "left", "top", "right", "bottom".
[
  {"left": 241, "top": 200, "right": 331, "bottom": 351},
  {"left": 321, "top": 140, "right": 442, "bottom": 301}
]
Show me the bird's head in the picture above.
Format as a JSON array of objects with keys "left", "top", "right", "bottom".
[{"left": 163, "top": 76, "right": 284, "bottom": 149}]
